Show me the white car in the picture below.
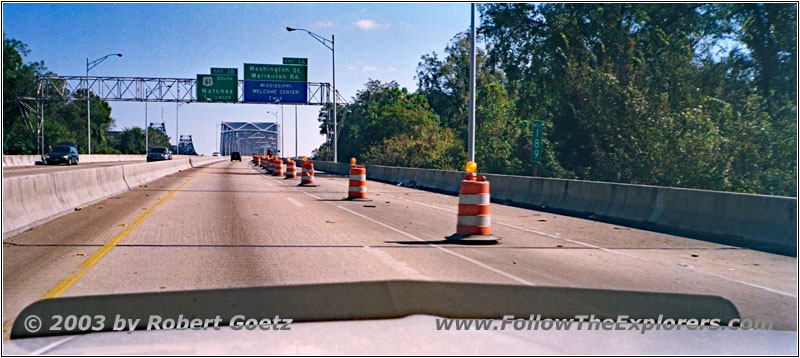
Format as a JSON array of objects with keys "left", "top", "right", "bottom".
[{"left": 212, "top": 152, "right": 220, "bottom": 157}]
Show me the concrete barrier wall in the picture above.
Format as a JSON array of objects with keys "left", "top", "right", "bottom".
[
  {"left": 313, "top": 161, "right": 797, "bottom": 255},
  {"left": 2, "top": 154, "right": 145, "bottom": 168},
  {"left": 2, "top": 157, "right": 225, "bottom": 238}
]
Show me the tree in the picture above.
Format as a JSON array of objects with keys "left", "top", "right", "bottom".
[{"left": 3, "top": 34, "right": 48, "bottom": 154}]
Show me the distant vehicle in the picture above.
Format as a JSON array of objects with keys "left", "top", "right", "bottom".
[
  {"left": 147, "top": 146, "right": 173, "bottom": 162},
  {"left": 45, "top": 145, "right": 79, "bottom": 165},
  {"left": 230, "top": 152, "right": 241, "bottom": 161},
  {"left": 212, "top": 152, "right": 220, "bottom": 157}
]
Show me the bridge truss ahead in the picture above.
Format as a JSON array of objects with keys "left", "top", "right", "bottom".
[{"left": 18, "top": 75, "right": 348, "bottom": 158}]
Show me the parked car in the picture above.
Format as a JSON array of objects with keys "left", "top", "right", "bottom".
[
  {"left": 147, "top": 146, "right": 173, "bottom": 162},
  {"left": 212, "top": 152, "right": 220, "bottom": 157},
  {"left": 45, "top": 145, "right": 79, "bottom": 165},
  {"left": 231, "top": 151, "right": 241, "bottom": 161}
]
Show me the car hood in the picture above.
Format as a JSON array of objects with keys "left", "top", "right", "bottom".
[
  {"left": 3, "top": 314, "right": 795, "bottom": 355},
  {"left": 10, "top": 280, "right": 742, "bottom": 338}
]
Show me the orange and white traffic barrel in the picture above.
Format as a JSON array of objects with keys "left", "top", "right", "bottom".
[
  {"left": 348, "top": 158, "right": 367, "bottom": 199},
  {"left": 285, "top": 158, "right": 297, "bottom": 179},
  {"left": 252, "top": 154, "right": 259, "bottom": 163},
  {"left": 264, "top": 156, "right": 273, "bottom": 173},
  {"left": 456, "top": 173, "right": 491, "bottom": 235},
  {"left": 447, "top": 161, "right": 496, "bottom": 241},
  {"left": 273, "top": 158, "right": 285, "bottom": 176},
  {"left": 299, "top": 157, "right": 318, "bottom": 187}
]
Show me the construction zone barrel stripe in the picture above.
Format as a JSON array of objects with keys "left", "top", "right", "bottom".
[
  {"left": 458, "top": 194, "right": 490, "bottom": 205},
  {"left": 457, "top": 215, "right": 491, "bottom": 226}
]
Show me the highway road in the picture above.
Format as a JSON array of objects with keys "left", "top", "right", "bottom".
[
  {"left": 2, "top": 160, "right": 146, "bottom": 178},
  {"left": 2, "top": 160, "right": 797, "bottom": 336}
]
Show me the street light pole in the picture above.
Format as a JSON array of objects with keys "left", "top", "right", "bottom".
[
  {"left": 468, "top": 3, "right": 476, "bottom": 163},
  {"left": 281, "top": 105, "right": 284, "bottom": 157},
  {"left": 286, "top": 26, "right": 336, "bottom": 162},
  {"left": 86, "top": 53, "right": 122, "bottom": 154},
  {"left": 332, "top": 34, "right": 337, "bottom": 163}
]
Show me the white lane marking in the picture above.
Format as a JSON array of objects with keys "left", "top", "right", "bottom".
[
  {"left": 286, "top": 197, "right": 304, "bottom": 207},
  {"left": 336, "top": 205, "right": 535, "bottom": 286},
  {"left": 368, "top": 186, "right": 798, "bottom": 298},
  {"left": 268, "top": 167, "right": 797, "bottom": 298},
  {"left": 363, "top": 246, "right": 431, "bottom": 281}
]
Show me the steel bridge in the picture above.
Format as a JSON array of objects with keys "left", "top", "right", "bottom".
[
  {"left": 220, "top": 122, "right": 279, "bottom": 156},
  {"left": 17, "top": 75, "right": 347, "bottom": 159}
]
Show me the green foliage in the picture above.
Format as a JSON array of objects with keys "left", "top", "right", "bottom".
[
  {"left": 322, "top": 4, "right": 797, "bottom": 197},
  {"left": 3, "top": 35, "right": 135, "bottom": 155}
]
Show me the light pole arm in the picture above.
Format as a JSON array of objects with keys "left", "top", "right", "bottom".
[
  {"left": 87, "top": 53, "right": 123, "bottom": 72},
  {"left": 287, "top": 28, "right": 333, "bottom": 50}
]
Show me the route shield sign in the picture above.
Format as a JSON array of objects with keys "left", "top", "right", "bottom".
[
  {"left": 531, "top": 120, "right": 543, "bottom": 163},
  {"left": 196, "top": 74, "right": 238, "bottom": 102}
]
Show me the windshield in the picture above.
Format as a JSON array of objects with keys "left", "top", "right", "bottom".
[
  {"left": 2, "top": 2, "right": 796, "bottom": 355},
  {"left": 49, "top": 146, "right": 70, "bottom": 153}
]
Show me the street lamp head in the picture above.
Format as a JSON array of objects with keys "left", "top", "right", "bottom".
[
  {"left": 116, "top": 53, "right": 123, "bottom": 57},
  {"left": 286, "top": 27, "right": 296, "bottom": 32}
]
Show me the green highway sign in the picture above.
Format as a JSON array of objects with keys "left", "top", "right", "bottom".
[
  {"left": 282, "top": 58, "right": 308, "bottom": 66},
  {"left": 211, "top": 68, "right": 238, "bottom": 75},
  {"left": 244, "top": 63, "right": 307, "bottom": 82},
  {"left": 531, "top": 120, "right": 543, "bottom": 163},
  {"left": 196, "top": 74, "right": 238, "bottom": 102}
]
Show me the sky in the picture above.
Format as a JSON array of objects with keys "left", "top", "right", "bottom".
[{"left": 2, "top": 3, "right": 474, "bottom": 156}]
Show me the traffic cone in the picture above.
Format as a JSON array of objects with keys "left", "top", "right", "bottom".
[
  {"left": 273, "top": 158, "right": 285, "bottom": 176},
  {"left": 285, "top": 158, "right": 297, "bottom": 179},
  {"left": 345, "top": 158, "right": 369, "bottom": 201},
  {"left": 298, "top": 157, "right": 319, "bottom": 187},
  {"left": 264, "top": 156, "right": 273, "bottom": 174},
  {"left": 446, "top": 161, "right": 498, "bottom": 242}
]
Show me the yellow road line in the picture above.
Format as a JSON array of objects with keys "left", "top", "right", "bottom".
[
  {"left": 41, "top": 174, "right": 197, "bottom": 299},
  {"left": 4, "top": 169, "right": 200, "bottom": 340}
]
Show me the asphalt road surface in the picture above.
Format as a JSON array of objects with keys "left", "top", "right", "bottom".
[
  {"left": 3, "top": 160, "right": 796, "bottom": 336},
  {"left": 2, "top": 160, "right": 147, "bottom": 178}
]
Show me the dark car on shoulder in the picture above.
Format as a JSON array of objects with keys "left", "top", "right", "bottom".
[
  {"left": 45, "top": 145, "right": 79, "bottom": 165},
  {"left": 147, "top": 146, "right": 173, "bottom": 162},
  {"left": 231, "top": 151, "right": 241, "bottom": 161}
]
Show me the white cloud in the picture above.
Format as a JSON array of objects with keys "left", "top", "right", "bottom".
[
  {"left": 353, "top": 19, "right": 385, "bottom": 30},
  {"left": 347, "top": 66, "right": 358, "bottom": 71},
  {"left": 387, "top": 66, "right": 396, "bottom": 72},
  {"left": 362, "top": 66, "right": 378, "bottom": 72}
]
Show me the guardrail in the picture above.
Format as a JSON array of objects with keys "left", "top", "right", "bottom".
[
  {"left": 2, "top": 157, "right": 226, "bottom": 238},
  {"left": 313, "top": 161, "right": 797, "bottom": 256}
]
